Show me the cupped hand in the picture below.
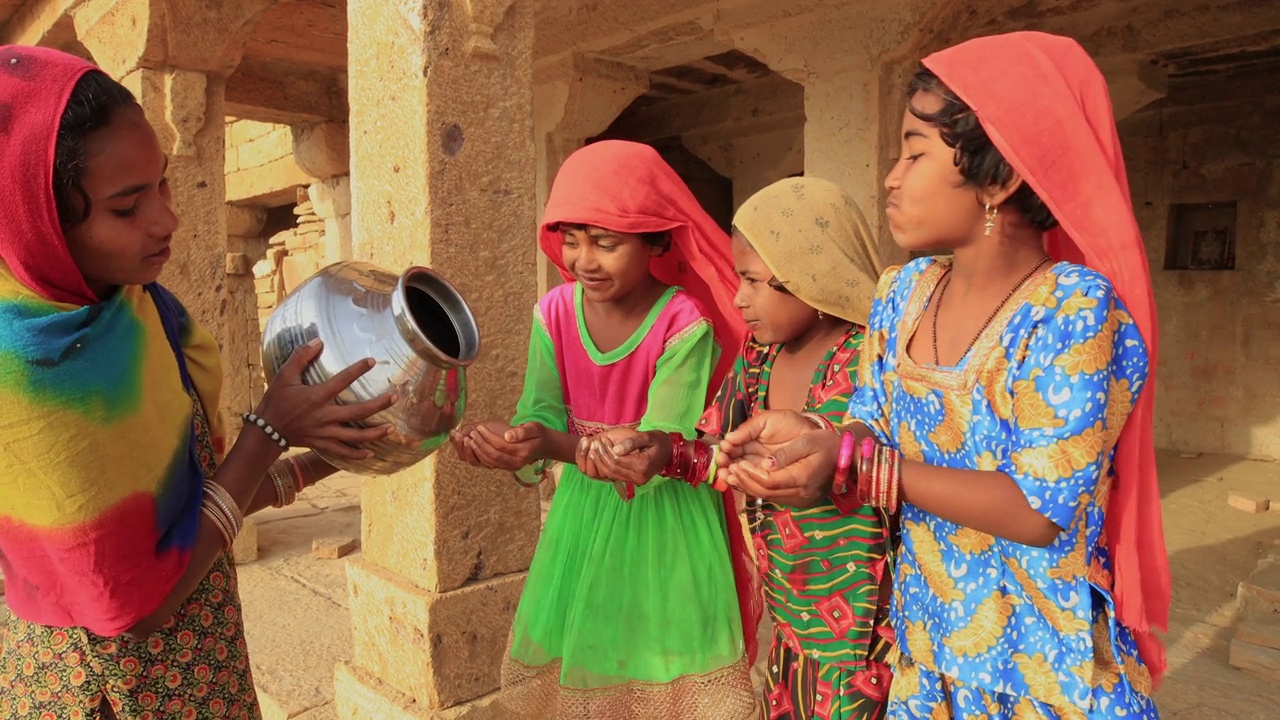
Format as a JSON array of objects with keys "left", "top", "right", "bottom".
[
  {"left": 577, "top": 429, "right": 671, "bottom": 486},
  {"left": 255, "top": 339, "right": 396, "bottom": 460},
  {"left": 449, "top": 423, "right": 483, "bottom": 466},
  {"left": 716, "top": 409, "right": 820, "bottom": 470},
  {"left": 717, "top": 410, "right": 840, "bottom": 508},
  {"left": 457, "top": 421, "right": 548, "bottom": 472}
]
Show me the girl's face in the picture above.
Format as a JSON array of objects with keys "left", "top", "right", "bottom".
[
  {"left": 882, "top": 91, "right": 986, "bottom": 253},
  {"left": 62, "top": 104, "right": 178, "bottom": 298},
  {"left": 560, "top": 225, "right": 661, "bottom": 303},
  {"left": 731, "top": 231, "right": 820, "bottom": 345}
]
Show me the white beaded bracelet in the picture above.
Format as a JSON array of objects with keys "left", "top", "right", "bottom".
[{"left": 242, "top": 412, "right": 289, "bottom": 448}]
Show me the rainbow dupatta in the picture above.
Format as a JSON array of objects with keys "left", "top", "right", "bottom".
[{"left": 0, "top": 263, "right": 224, "bottom": 636}]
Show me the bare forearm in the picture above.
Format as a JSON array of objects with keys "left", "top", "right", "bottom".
[
  {"left": 245, "top": 451, "right": 342, "bottom": 515},
  {"left": 899, "top": 461, "right": 1061, "bottom": 546},
  {"left": 540, "top": 428, "right": 583, "bottom": 464}
]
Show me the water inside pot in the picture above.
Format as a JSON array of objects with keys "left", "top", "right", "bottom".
[{"left": 405, "top": 285, "right": 463, "bottom": 360}]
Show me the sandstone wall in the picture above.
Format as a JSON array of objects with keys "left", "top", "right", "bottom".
[{"left": 1123, "top": 74, "right": 1280, "bottom": 459}]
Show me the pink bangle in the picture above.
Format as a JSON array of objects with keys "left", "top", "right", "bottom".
[{"left": 833, "top": 431, "right": 856, "bottom": 494}]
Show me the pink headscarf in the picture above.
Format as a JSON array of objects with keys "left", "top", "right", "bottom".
[{"left": 0, "top": 45, "right": 100, "bottom": 305}]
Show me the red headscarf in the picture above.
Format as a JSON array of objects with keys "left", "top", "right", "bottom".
[
  {"left": 539, "top": 140, "right": 746, "bottom": 398},
  {"left": 924, "top": 32, "right": 1171, "bottom": 684},
  {"left": 540, "top": 140, "right": 757, "bottom": 661},
  {"left": 0, "top": 45, "right": 99, "bottom": 305}
]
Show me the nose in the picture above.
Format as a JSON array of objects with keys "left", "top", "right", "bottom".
[
  {"left": 733, "top": 283, "right": 749, "bottom": 309},
  {"left": 573, "top": 245, "right": 599, "bottom": 272},
  {"left": 150, "top": 196, "right": 179, "bottom": 238},
  {"left": 884, "top": 157, "right": 904, "bottom": 193}
]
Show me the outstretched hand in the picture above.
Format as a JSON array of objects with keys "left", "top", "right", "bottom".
[
  {"left": 450, "top": 421, "right": 548, "bottom": 472},
  {"left": 717, "top": 410, "right": 841, "bottom": 508}
]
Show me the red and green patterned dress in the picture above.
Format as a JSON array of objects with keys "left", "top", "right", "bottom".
[{"left": 696, "top": 325, "right": 895, "bottom": 720}]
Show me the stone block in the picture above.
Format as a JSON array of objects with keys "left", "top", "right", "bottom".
[
  {"left": 345, "top": 559, "right": 525, "bottom": 709},
  {"left": 335, "top": 662, "right": 428, "bottom": 720},
  {"left": 281, "top": 254, "right": 322, "bottom": 294},
  {"left": 226, "top": 204, "right": 268, "bottom": 237},
  {"left": 227, "top": 156, "right": 314, "bottom": 206},
  {"left": 1228, "top": 493, "right": 1270, "bottom": 513},
  {"left": 309, "top": 176, "right": 352, "bottom": 219},
  {"left": 1235, "top": 614, "right": 1280, "bottom": 651},
  {"left": 231, "top": 517, "right": 259, "bottom": 564},
  {"left": 286, "top": 231, "right": 322, "bottom": 252},
  {"left": 1239, "top": 560, "right": 1280, "bottom": 614},
  {"left": 323, "top": 216, "right": 352, "bottom": 264},
  {"left": 313, "top": 536, "right": 359, "bottom": 560},
  {"left": 294, "top": 122, "right": 350, "bottom": 180},
  {"left": 1229, "top": 639, "right": 1280, "bottom": 685},
  {"left": 239, "top": 128, "right": 295, "bottom": 170},
  {"left": 359, "top": 461, "right": 540, "bottom": 593},
  {"left": 225, "top": 252, "right": 253, "bottom": 276}
]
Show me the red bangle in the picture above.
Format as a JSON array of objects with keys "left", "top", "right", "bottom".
[{"left": 660, "top": 433, "right": 688, "bottom": 479}]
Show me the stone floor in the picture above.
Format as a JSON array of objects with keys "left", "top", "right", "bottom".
[{"left": 1, "top": 452, "right": 1276, "bottom": 717}]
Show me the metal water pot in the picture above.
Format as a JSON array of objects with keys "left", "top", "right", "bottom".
[{"left": 260, "top": 261, "right": 479, "bottom": 475}]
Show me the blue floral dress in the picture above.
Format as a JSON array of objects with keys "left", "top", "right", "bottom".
[{"left": 848, "top": 258, "right": 1160, "bottom": 719}]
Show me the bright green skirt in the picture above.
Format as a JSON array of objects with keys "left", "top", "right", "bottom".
[{"left": 501, "top": 470, "right": 755, "bottom": 718}]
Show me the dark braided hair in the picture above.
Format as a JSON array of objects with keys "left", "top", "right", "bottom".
[
  {"left": 52, "top": 70, "right": 138, "bottom": 230},
  {"left": 906, "top": 66, "right": 1058, "bottom": 231}
]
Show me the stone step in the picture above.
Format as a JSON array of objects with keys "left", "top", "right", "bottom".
[
  {"left": 1238, "top": 560, "right": 1280, "bottom": 615},
  {"left": 1230, "top": 638, "right": 1280, "bottom": 686},
  {"left": 1236, "top": 614, "right": 1280, "bottom": 652}
]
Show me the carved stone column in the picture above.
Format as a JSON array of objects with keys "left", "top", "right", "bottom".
[
  {"left": 73, "top": 0, "right": 276, "bottom": 428},
  {"left": 337, "top": 1, "right": 540, "bottom": 717}
]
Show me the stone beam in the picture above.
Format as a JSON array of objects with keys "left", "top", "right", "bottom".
[
  {"left": 600, "top": 73, "right": 803, "bottom": 142},
  {"left": 226, "top": 58, "right": 347, "bottom": 125},
  {"left": 0, "top": 0, "right": 80, "bottom": 47},
  {"left": 1040, "top": 0, "right": 1280, "bottom": 59},
  {"left": 1096, "top": 55, "right": 1169, "bottom": 121},
  {"left": 72, "top": 0, "right": 275, "bottom": 78}
]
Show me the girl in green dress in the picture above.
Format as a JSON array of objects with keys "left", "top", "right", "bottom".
[{"left": 451, "top": 140, "right": 755, "bottom": 719}]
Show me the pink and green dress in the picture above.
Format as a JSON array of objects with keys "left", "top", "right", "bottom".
[{"left": 499, "top": 282, "right": 755, "bottom": 719}]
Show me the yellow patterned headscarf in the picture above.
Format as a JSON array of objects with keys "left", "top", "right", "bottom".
[{"left": 732, "top": 177, "right": 884, "bottom": 326}]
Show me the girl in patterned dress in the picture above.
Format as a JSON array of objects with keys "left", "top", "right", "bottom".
[
  {"left": 450, "top": 140, "right": 756, "bottom": 718},
  {"left": 714, "top": 32, "right": 1170, "bottom": 719},
  {"left": 597, "top": 177, "right": 895, "bottom": 720},
  {"left": 0, "top": 47, "right": 392, "bottom": 719}
]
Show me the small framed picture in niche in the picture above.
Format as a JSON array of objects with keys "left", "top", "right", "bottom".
[{"left": 1165, "top": 201, "right": 1237, "bottom": 271}]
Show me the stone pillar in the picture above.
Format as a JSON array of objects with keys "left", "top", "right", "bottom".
[
  {"left": 73, "top": 0, "right": 273, "bottom": 428},
  {"left": 338, "top": 2, "right": 540, "bottom": 718}
]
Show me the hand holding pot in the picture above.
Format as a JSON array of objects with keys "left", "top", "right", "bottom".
[{"left": 255, "top": 338, "right": 397, "bottom": 460}]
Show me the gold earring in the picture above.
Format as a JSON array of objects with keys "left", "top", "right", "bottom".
[
  {"left": 817, "top": 310, "right": 825, "bottom": 321},
  {"left": 983, "top": 203, "right": 998, "bottom": 236}
]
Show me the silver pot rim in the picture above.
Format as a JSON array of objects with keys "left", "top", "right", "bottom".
[{"left": 390, "top": 266, "right": 481, "bottom": 368}]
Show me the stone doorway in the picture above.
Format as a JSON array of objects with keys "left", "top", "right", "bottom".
[{"left": 592, "top": 49, "right": 806, "bottom": 224}]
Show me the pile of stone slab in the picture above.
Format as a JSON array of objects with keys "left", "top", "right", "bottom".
[{"left": 1231, "top": 546, "right": 1280, "bottom": 686}]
